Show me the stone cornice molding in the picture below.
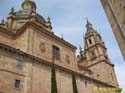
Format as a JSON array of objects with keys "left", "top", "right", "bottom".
[
  {"left": 0, "top": 21, "right": 76, "bottom": 50},
  {"left": 0, "top": 43, "right": 117, "bottom": 88}
]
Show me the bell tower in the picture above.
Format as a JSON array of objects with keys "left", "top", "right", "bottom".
[
  {"left": 78, "top": 20, "right": 119, "bottom": 86},
  {"left": 84, "top": 20, "right": 109, "bottom": 63}
]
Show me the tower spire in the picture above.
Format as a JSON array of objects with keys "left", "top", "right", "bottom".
[{"left": 86, "top": 19, "right": 93, "bottom": 31}]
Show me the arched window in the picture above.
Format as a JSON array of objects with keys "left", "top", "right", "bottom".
[{"left": 89, "top": 39, "right": 92, "bottom": 44}]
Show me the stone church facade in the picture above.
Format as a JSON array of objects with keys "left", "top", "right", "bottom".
[{"left": 0, "top": 0, "right": 121, "bottom": 93}]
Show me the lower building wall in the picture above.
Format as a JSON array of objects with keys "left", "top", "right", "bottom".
[
  {"left": 0, "top": 71, "right": 25, "bottom": 93},
  {"left": 56, "top": 69, "right": 73, "bottom": 93},
  {"left": 29, "top": 62, "right": 119, "bottom": 93},
  {"left": 0, "top": 50, "right": 120, "bottom": 93},
  {"left": 77, "top": 77, "right": 96, "bottom": 93},
  {"left": 32, "top": 63, "right": 51, "bottom": 93}
]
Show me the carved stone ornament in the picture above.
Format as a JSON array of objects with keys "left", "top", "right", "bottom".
[
  {"left": 39, "top": 42, "right": 46, "bottom": 53},
  {"left": 66, "top": 55, "right": 70, "bottom": 64}
]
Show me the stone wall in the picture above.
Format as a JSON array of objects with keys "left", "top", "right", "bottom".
[
  {"left": 0, "top": 48, "right": 120, "bottom": 93},
  {"left": 18, "top": 27, "right": 77, "bottom": 71},
  {"left": 0, "top": 48, "right": 25, "bottom": 93},
  {"left": 89, "top": 61, "right": 118, "bottom": 86},
  {"left": 101, "top": 0, "right": 125, "bottom": 61}
]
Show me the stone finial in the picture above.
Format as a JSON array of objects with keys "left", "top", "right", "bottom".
[
  {"left": 87, "top": 20, "right": 91, "bottom": 25},
  {"left": 31, "top": 10, "right": 36, "bottom": 21},
  {"left": 79, "top": 46, "right": 83, "bottom": 59},
  {"left": 1, "top": 19, "right": 5, "bottom": 25},
  {"left": 61, "top": 34, "right": 64, "bottom": 39},
  {"left": 79, "top": 46, "right": 82, "bottom": 51},
  {"left": 47, "top": 16, "right": 51, "bottom": 23},
  {"left": 85, "top": 19, "right": 94, "bottom": 32},
  {"left": 86, "top": 20, "right": 92, "bottom": 27},
  {"left": 9, "top": 7, "right": 15, "bottom": 17},
  {"left": 47, "top": 16, "right": 52, "bottom": 31},
  {"left": 10, "top": 7, "right": 14, "bottom": 13}
]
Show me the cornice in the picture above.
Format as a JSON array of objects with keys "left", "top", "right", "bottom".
[
  {"left": 29, "top": 21, "right": 77, "bottom": 50},
  {"left": 0, "top": 26, "right": 14, "bottom": 36},
  {"left": 14, "top": 22, "right": 30, "bottom": 38},
  {"left": 84, "top": 43, "right": 107, "bottom": 51},
  {"left": 78, "top": 65, "right": 92, "bottom": 73},
  {"left": 87, "top": 60, "right": 114, "bottom": 68},
  {"left": 0, "top": 43, "right": 117, "bottom": 88},
  {"left": 2, "top": 21, "right": 76, "bottom": 50}
]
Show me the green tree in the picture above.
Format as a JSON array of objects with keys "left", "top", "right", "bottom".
[
  {"left": 51, "top": 64, "right": 58, "bottom": 93},
  {"left": 72, "top": 72, "right": 78, "bottom": 93}
]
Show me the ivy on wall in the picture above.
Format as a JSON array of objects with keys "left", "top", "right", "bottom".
[
  {"left": 51, "top": 61, "right": 78, "bottom": 93},
  {"left": 51, "top": 64, "right": 58, "bottom": 93},
  {"left": 72, "top": 72, "right": 78, "bottom": 93}
]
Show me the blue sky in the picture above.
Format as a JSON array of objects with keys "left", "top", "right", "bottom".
[{"left": 0, "top": 0, "right": 125, "bottom": 92}]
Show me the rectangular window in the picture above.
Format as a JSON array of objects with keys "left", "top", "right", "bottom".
[
  {"left": 53, "top": 45, "right": 60, "bottom": 60},
  {"left": 15, "top": 80, "right": 20, "bottom": 89},
  {"left": 16, "top": 55, "right": 24, "bottom": 68},
  {"left": 17, "top": 59, "right": 23, "bottom": 67}
]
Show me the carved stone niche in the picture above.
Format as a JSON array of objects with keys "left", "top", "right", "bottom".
[
  {"left": 16, "top": 54, "right": 24, "bottom": 68},
  {"left": 66, "top": 55, "right": 70, "bottom": 64},
  {"left": 39, "top": 42, "right": 46, "bottom": 53}
]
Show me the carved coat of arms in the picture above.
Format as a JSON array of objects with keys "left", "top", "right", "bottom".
[{"left": 39, "top": 42, "right": 46, "bottom": 53}]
